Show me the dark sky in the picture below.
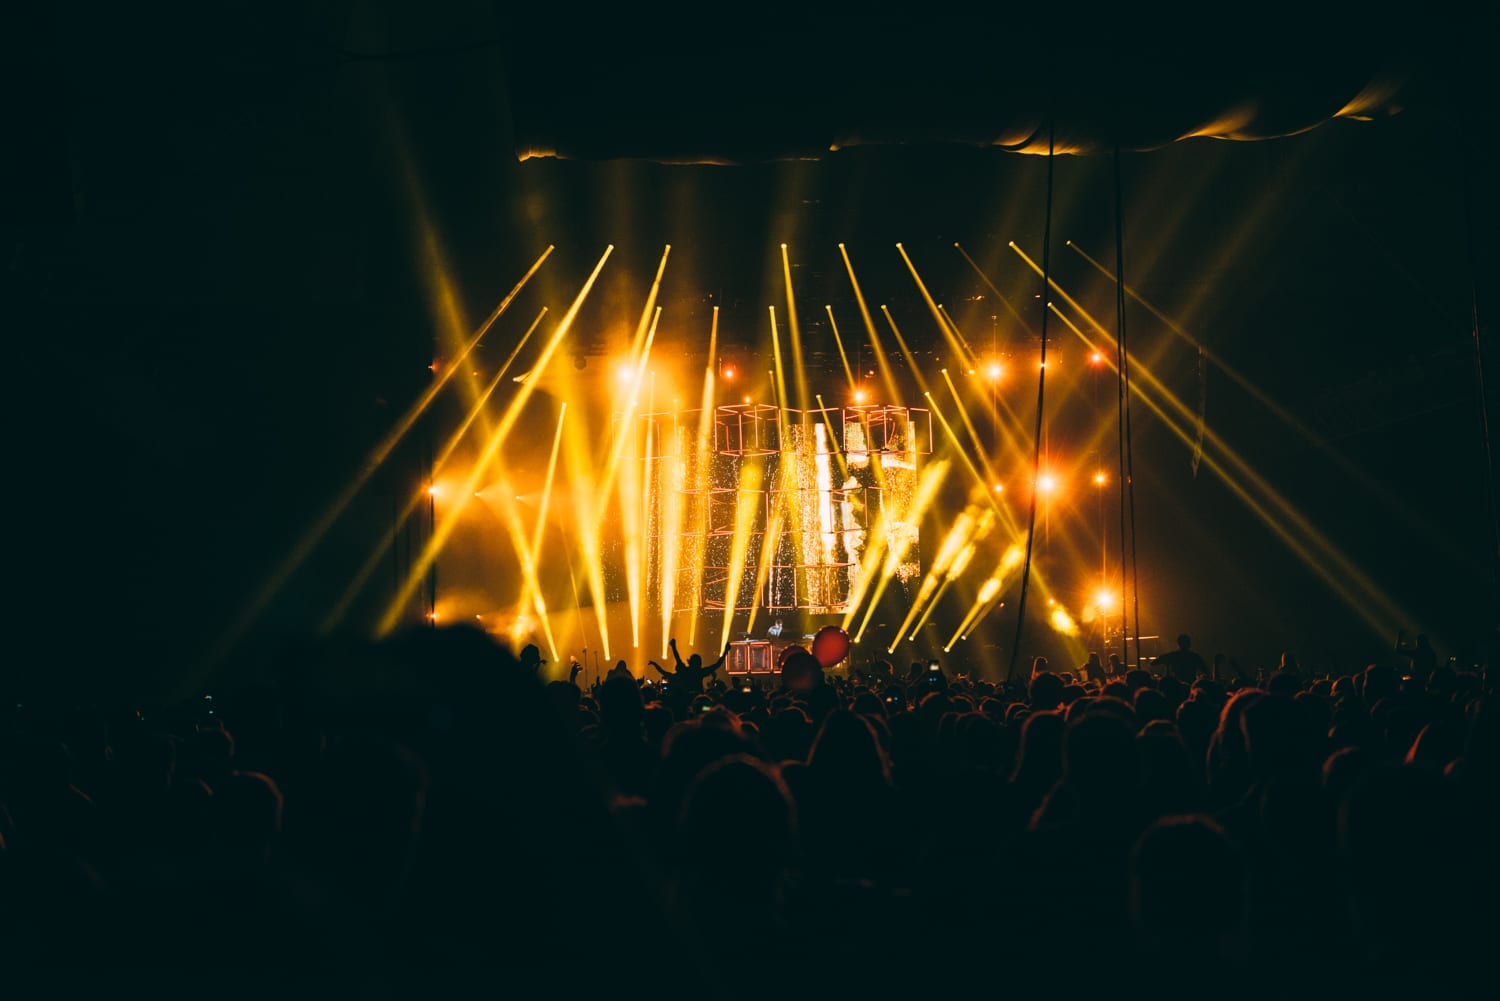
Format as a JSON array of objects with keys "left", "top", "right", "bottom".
[{"left": 5, "top": 3, "right": 1495, "bottom": 698}]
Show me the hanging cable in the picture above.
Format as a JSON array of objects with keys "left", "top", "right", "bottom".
[
  {"left": 1459, "top": 103, "right": 1499, "bottom": 637},
  {"left": 1006, "top": 121, "right": 1055, "bottom": 683},
  {"left": 1113, "top": 142, "right": 1143, "bottom": 668},
  {"left": 1114, "top": 145, "right": 1130, "bottom": 667}
]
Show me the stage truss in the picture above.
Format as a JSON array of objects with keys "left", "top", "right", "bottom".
[{"left": 628, "top": 402, "right": 932, "bottom": 614}]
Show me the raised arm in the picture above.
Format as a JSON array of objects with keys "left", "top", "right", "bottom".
[
  {"left": 668, "top": 638, "right": 688, "bottom": 671},
  {"left": 705, "top": 643, "right": 731, "bottom": 675},
  {"left": 648, "top": 659, "right": 673, "bottom": 678}
]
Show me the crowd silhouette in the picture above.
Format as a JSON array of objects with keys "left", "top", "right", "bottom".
[{"left": 0, "top": 622, "right": 1494, "bottom": 998}]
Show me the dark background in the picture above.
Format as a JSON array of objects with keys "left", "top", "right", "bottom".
[{"left": 5, "top": 2, "right": 1495, "bottom": 700}]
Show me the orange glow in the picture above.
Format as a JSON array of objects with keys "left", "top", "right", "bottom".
[
  {"left": 853, "top": 388, "right": 868, "bottom": 404},
  {"left": 986, "top": 362, "right": 1003, "bottom": 380},
  {"left": 1093, "top": 471, "right": 1107, "bottom": 486},
  {"left": 722, "top": 364, "right": 736, "bottom": 381},
  {"left": 1091, "top": 351, "right": 1104, "bottom": 364},
  {"left": 1037, "top": 472, "right": 1058, "bottom": 494}
]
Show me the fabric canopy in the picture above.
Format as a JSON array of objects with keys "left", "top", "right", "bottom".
[{"left": 501, "top": 13, "right": 1441, "bottom": 162}]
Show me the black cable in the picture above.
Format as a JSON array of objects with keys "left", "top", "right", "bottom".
[
  {"left": 1114, "top": 143, "right": 1130, "bottom": 668},
  {"left": 1006, "top": 121, "right": 1055, "bottom": 683},
  {"left": 1114, "top": 143, "right": 1142, "bottom": 669},
  {"left": 1458, "top": 102, "right": 1499, "bottom": 642}
]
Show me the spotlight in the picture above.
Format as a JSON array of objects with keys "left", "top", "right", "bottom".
[
  {"left": 1093, "top": 471, "right": 1107, "bottom": 486},
  {"left": 986, "top": 363, "right": 1003, "bottom": 381},
  {"left": 1037, "top": 473, "right": 1057, "bottom": 494},
  {"left": 722, "top": 364, "right": 736, "bottom": 381},
  {"left": 1090, "top": 351, "right": 1103, "bottom": 365},
  {"left": 853, "top": 389, "right": 868, "bottom": 404}
]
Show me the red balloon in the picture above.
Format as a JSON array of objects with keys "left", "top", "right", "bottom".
[
  {"left": 811, "top": 625, "right": 851, "bottom": 667},
  {"left": 776, "top": 643, "right": 810, "bottom": 669}
]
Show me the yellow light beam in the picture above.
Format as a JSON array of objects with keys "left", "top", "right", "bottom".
[
  {"left": 781, "top": 245, "right": 813, "bottom": 415},
  {"left": 947, "top": 544, "right": 1024, "bottom": 649},
  {"left": 889, "top": 508, "right": 977, "bottom": 652},
  {"left": 1068, "top": 238, "right": 1449, "bottom": 552},
  {"left": 939, "top": 370, "right": 1010, "bottom": 518},
  {"left": 1014, "top": 244, "right": 1411, "bottom": 635},
  {"left": 897, "top": 242, "right": 978, "bottom": 371},
  {"left": 748, "top": 306, "right": 797, "bottom": 636},
  {"left": 320, "top": 305, "right": 550, "bottom": 634},
  {"left": 747, "top": 442, "right": 796, "bottom": 638},
  {"left": 824, "top": 305, "right": 858, "bottom": 391},
  {"left": 937, "top": 304, "right": 979, "bottom": 365},
  {"left": 658, "top": 396, "right": 685, "bottom": 658},
  {"left": 813, "top": 394, "right": 851, "bottom": 485},
  {"left": 590, "top": 249, "right": 672, "bottom": 526},
  {"left": 954, "top": 241, "right": 1038, "bottom": 335},
  {"left": 518, "top": 402, "right": 570, "bottom": 658},
  {"left": 687, "top": 307, "right": 720, "bottom": 647},
  {"left": 719, "top": 459, "right": 765, "bottom": 653},
  {"left": 924, "top": 390, "right": 1006, "bottom": 522},
  {"left": 840, "top": 500, "right": 894, "bottom": 632},
  {"left": 630, "top": 245, "right": 673, "bottom": 362},
  {"left": 838, "top": 245, "right": 905, "bottom": 406},
  {"left": 620, "top": 307, "right": 663, "bottom": 652},
  {"left": 780, "top": 247, "right": 819, "bottom": 578},
  {"left": 879, "top": 304, "right": 936, "bottom": 400},
  {"left": 853, "top": 458, "right": 950, "bottom": 643},
  {"left": 909, "top": 540, "right": 978, "bottom": 639},
  {"left": 562, "top": 386, "right": 613, "bottom": 662},
  {"left": 215, "top": 246, "right": 552, "bottom": 660},
  {"left": 434, "top": 306, "right": 550, "bottom": 473},
  {"left": 376, "top": 245, "right": 612, "bottom": 636},
  {"left": 947, "top": 575, "right": 1003, "bottom": 651},
  {"left": 482, "top": 474, "right": 562, "bottom": 664}
]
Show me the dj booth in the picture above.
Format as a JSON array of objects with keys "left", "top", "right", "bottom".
[
  {"left": 725, "top": 640, "right": 778, "bottom": 677},
  {"left": 725, "top": 636, "right": 847, "bottom": 676}
]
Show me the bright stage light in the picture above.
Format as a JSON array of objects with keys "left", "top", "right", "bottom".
[
  {"left": 722, "top": 364, "right": 736, "bottom": 381},
  {"left": 1093, "top": 471, "right": 1107, "bottom": 486},
  {"left": 1091, "top": 351, "right": 1104, "bottom": 364},
  {"left": 427, "top": 484, "right": 439, "bottom": 497},
  {"left": 853, "top": 388, "right": 868, "bottom": 404},
  {"left": 1095, "top": 588, "right": 1117, "bottom": 611},
  {"left": 992, "top": 482, "right": 1004, "bottom": 493},
  {"left": 1049, "top": 606, "right": 1079, "bottom": 636},
  {"left": 616, "top": 365, "right": 634, "bottom": 384},
  {"left": 1037, "top": 472, "right": 1058, "bottom": 494},
  {"left": 986, "top": 362, "right": 1003, "bottom": 381}
]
